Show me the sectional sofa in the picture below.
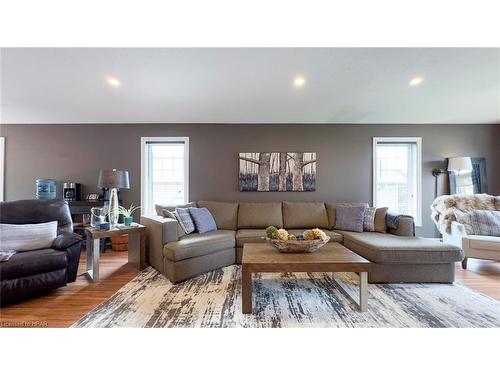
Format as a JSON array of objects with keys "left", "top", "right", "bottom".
[{"left": 140, "top": 201, "right": 463, "bottom": 284}]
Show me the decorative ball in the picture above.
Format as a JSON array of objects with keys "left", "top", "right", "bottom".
[
  {"left": 265, "top": 226, "right": 279, "bottom": 239},
  {"left": 276, "top": 229, "right": 290, "bottom": 241}
]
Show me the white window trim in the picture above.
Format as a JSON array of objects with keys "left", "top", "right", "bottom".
[
  {"left": 0, "top": 137, "right": 4, "bottom": 202},
  {"left": 141, "top": 137, "right": 189, "bottom": 215},
  {"left": 372, "top": 137, "right": 422, "bottom": 227}
]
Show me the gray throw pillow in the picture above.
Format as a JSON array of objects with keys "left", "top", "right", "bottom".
[
  {"left": 470, "top": 210, "right": 500, "bottom": 236},
  {"left": 335, "top": 206, "right": 365, "bottom": 232},
  {"left": 188, "top": 207, "right": 217, "bottom": 233},
  {"left": 175, "top": 207, "right": 196, "bottom": 234}
]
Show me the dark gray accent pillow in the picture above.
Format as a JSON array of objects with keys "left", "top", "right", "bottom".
[
  {"left": 188, "top": 207, "right": 217, "bottom": 233},
  {"left": 334, "top": 206, "right": 366, "bottom": 232}
]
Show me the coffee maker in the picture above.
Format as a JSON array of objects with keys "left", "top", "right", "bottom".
[{"left": 63, "top": 182, "right": 81, "bottom": 201}]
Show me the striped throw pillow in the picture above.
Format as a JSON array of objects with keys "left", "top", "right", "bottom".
[
  {"left": 470, "top": 210, "right": 500, "bottom": 236},
  {"left": 0, "top": 221, "right": 58, "bottom": 252},
  {"left": 175, "top": 207, "right": 196, "bottom": 234}
]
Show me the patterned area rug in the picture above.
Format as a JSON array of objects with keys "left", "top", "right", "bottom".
[{"left": 73, "top": 266, "right": 500, "bottom": 328}]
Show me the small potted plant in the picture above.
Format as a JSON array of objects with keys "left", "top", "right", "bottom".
[{"left": 119, "top": 204, "right": 141, "bottom": 226}]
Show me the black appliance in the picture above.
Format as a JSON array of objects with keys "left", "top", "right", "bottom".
[{"left": 63, "top": 182, "right": 81, "bottom": 201}]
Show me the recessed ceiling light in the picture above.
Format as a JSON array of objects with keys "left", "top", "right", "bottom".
[
  {"left": 409, "top": 76, "right": 424, "bottom": 86},
  {"left": 294, "top": 76, "right": 306, "bottom": 88},
  {"left": 106, "top": 76, "right": 121, "bottom": 88}
]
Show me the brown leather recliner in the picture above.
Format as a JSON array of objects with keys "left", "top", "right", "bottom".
[{"left": 0, "top": 199, "right": 82, "bottom": 305}]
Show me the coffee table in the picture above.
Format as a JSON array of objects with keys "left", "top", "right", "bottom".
[{"left": 241, "top": 242, "right": 371, "bottom": 313}]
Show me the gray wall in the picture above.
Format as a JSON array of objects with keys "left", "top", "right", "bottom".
[{"left": 1, "top": 123, "right": 499, "bottom": 237}]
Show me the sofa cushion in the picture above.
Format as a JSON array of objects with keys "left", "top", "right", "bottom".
[
  {"left": 237, "top": 202, "right": 283, "bottom": 229},
  {"left": 198, "top": 201, "right": 239, "bottom": 230},
  {"left": 336, "top": 230, "right": 464, "bottom": 264},
  {"left": 236, "top": 229, "right": 267, "bottom": 247},
  {"left": 164, "top": 230, "right": 235, "bottom": 262},
  {"left": 282, "top": 202, "right": 329, "bottom": 229},
  {"left": 286, "top": 229, "right": 343, "bottom": 243},
  {"left": 0, "top": 248, "right": 68, "bottom": 280},
  {"left": 325, "top": 203, "right": 336, "bottom": 230}
]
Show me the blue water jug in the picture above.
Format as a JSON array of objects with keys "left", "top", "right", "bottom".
[{"left": 36, "top": 179, "right": 57, "bottom": 199}]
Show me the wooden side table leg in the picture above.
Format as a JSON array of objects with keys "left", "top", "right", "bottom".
[{"left": 242, "top": 265, "right": 253, "bottom": 314}]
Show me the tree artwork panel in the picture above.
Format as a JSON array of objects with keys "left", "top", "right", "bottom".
[{"left": 239, "top": 152, "right": 316, "bottom": 192}]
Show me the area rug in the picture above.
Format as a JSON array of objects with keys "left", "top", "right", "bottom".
[{"left": 73, "top": 266, "right": 500, "bottom": 328}]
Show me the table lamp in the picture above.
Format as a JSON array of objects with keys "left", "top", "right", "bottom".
[
  {"left": 447, "top": 157, "right": 472, "bottom": 174},
  {"left": 98, "top": 169, "right": 130, "bottom": 228},
  {"left": 432, "top": 156, "right": 472, "bottom": 198}
]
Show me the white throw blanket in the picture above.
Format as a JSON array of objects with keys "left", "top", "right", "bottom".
[{"left": 430, "top": 194, "right": 500, "bottom": 234}]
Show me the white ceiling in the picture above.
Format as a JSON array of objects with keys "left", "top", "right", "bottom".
[{"left": 1, "top": 48, "right": 499, "bottom": 124}]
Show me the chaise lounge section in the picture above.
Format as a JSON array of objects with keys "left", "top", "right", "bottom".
[{"left": 141, "top": 201, "right": 463, "bottom": 284}]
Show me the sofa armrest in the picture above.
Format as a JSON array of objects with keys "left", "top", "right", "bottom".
[
  {"left": 53, "top": 232, "right": 82, "bottom": 282},
  {"left": 140, "top": 214, "right": 179, "bottom": 272},
  {"left": 386, "top": 213, "right": 415, "bottom": 237},
  {"left": 140, "top": 215, "right": 179, "bottom": 244},
  {"left": 53, "top": 232, "right": 82, "bottom": 250}
]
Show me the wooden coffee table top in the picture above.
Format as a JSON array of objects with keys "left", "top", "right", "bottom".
[{"left": 242, "top": 242, "right": 370, "bottom": 268}]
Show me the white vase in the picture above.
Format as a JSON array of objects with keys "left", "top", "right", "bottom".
[{"left": 108, "top": 188, "right": 119, "bottom": 228}]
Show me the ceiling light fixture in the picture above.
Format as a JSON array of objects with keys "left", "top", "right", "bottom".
[
  {"left": 409, "top": 76, "right": 423, "bottom": 86},
  {"left": 294, "top": 76, "right": 306, "bottom": 88},
  {"left": 106, "top": 76, "right": 121, "bottom": 88}
]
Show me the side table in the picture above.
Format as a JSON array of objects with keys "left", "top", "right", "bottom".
[{"left": 85, "top": 224, "right": 147, "bottom": 282}]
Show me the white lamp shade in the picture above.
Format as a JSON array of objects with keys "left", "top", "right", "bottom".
[{"left": 448, "top": 157, "right": 472, "bottom": 173}]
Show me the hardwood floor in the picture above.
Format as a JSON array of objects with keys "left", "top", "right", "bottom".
[
  {"left": 455, "top": 258, "right": 500, "bottom": 300},
  {"left": 1, "top": 251, "right": 499, "bottom": 328},
  {"left": 0, "top": 251, "right": 139, "bottom": 328}
]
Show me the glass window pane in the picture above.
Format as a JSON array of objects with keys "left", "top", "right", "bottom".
[
  {"left": 375, "top": 141, "right": 418, "bottom": 222},
  {"left": 144, "top": 140, "right": 187, "bottom": 214}
]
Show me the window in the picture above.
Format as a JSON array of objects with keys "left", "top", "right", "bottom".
[
  {"left": 373, "top": 137, "right": 422, "bottom": 226},
  {"left": 141, "top": 137, "right": 189, "bottom": 215}
]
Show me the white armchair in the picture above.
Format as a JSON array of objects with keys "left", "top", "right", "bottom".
[{"left": 443, "top": 221, "right": 500, "bottom": 269}]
